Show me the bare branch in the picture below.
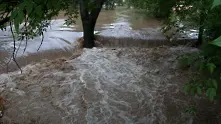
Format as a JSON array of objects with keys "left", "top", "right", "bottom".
[
  {"left": 9, "top": 22, "right": 22, "bottom": 73},
  {"left": 37, "top": 32, "right": 44, "bottom": 51}
]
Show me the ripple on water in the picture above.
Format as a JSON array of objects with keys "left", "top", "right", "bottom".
[{"left": 0, "top": 46, "right": 213, "bottom": 124}]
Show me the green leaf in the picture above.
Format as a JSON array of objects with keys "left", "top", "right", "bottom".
[
  {"left": 35, "top": 6, "right": 43, "bottom": 17},
  {"left": 212, "top": 0, "right": 221, "bottom": 9},
  {"left": 210, "top": 36, "right": 221, "bottom": 47},
  {"left": 25, "top": 0, "right": 34, "bottom": 15},
  {"left": 13, "top": 10, "right": 24, "bottom": 33},
  {"left": 10, "top": 10, "right": 18, "bottom": 20},
  {"left": 212, "top": 79, "right": 218, "bottom": 89},
  {"left": 17, "top": 10, "right": 25, "bottom": 23},
  {"left": 190, "top": 88, "right": 195, "bottom": 95},
  {"left": 206, "top": 63, "right": 216, "bottom": 74},
  {"left": 184, "top": 85, "right": 190, "bottom": 94},
  {"left": 210, "top": 88, "right": 216, "bottom": 101},
  {"left": 18, "top": 2, "right": 26, "bottom": 11},
  {"left": 199, "top": 62, "right": 205, "bottom": 71},
  {"left": 206, "top": 88, "right": 217, "bottom": 101},
  {"left": 197, "top": 87, "right": 202, "bottom": 95},
  {"left": 206, "top": 88, "right": 210, "bottom": 96},
  {"left": 184, "top": 85, "right": 191, "bottom": 94},
  {"left": 14, "top": 19, "right": 20, "bottom": 33}
]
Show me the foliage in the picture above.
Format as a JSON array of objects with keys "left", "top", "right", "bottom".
[
  {"left": 104, "top": 0, "right": 124, "bottom": 10},
  {"left": 163, "top": 0, "right": 210, "bottom": 41},
  {"left": 126, "top": 0, "right": 177, "bottom": 18},
  {"left": 126, "top": 0, "right": 221, "bottom": 44},
  {"left": 180, "top": 45, "right": 221, "bottom": 101},
  {"left": 0, "top": 0, "right": 119, "bottom": 48},
  {"left": 184, "top": 105, "right": 197, "bottom": 116},
  {"left": 212, "top": 0, "right": 221, "bottom": 8},
  {"left": 0, "top": 0, "right": 79, "bottom": 72},
  {"left": 210, "top": 36, "right": 221, "bottom": 47},
  {"left": 179, "top": 0, "right": 221, "bottom": 102},
  {"left": 0, "top": 0, "right": 78, "bottom": 39}
]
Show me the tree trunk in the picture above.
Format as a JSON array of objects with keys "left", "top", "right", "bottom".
[
  {"left": 79, "top": 0, "right": 104, "bottom": 48},
  {"left": 82, "top": 20, "right": 95, "bottom": 48},
  {"left": 196, "top": 10, "right": 204, "bottom": 47},
  {"left": 197, "top": 25, "right": 204, "bottom": 47},
  {"left": 91, "top": 20, "right": 96, "bottom": 40},
  {"left": 196, "top": 1, "right": 205, "bottom": 47}
]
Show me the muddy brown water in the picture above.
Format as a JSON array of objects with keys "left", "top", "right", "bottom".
[
  {"left": 0, "top": 7, "right": 162, "bottom": 74},
  {"left": 0, "top": 7, "right": 195, "bottom": 74},
  {"left": 0, "top": 7, "right": 217, "bottom": 124},
  {"left": 0, "top": 37, "right": 197, "bottom": 74},
  {"left": 56, "top": 8, "right": 162, "bottom": 32},
  {"left": 0, "top": 49, "right": 73, "bottom": 74},
  {"left": 1, "top": 46, "right": 220, "bottom": 124}
]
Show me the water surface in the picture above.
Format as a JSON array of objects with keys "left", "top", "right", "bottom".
[{"left": 0, "top": 7, "right": 195, "bottom": 73}]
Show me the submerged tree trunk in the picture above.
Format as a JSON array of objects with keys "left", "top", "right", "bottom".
[{"left": 79, "top": 0, "right": 105, "bottom": 48}]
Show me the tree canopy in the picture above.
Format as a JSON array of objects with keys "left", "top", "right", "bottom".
[
  {"left": 127, "top": 0, "right": 177, "bottom": 18},
  {"left": 0, "top": 0, "right": 78, "bottom": 38}
]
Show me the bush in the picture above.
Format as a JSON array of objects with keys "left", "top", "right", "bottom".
[
  {"left": 179, "top": 0, "right": 221, "bottom": 102},
  {"left": 179, "top": 43, "right": 221, "bottom": 101}
]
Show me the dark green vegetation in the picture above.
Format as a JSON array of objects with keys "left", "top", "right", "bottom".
[
  {"left": 127, "top": 0, "right": 221, "bottom": 46},
  {"left": 179, "top": 0, "right": 221, "bottom": 102},
  {"left": 127, "top": 0, "right": 176, "bottom": 18},
  {"left": 104, "top": 0, "right": 124, "bottom": 10}
]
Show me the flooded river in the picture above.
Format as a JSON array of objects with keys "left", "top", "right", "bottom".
[
  {"left": 2, "top": 7, "right": 216, "bottom": 124},
  {"left": 0, "top": 7, "right": 196, "bottom": 73}
]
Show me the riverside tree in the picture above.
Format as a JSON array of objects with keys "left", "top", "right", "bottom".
[
  {"left": 126, "top": 0, "right": 176, "bottom": 18},
  {"left": 0, "top": 0, "right": 107, "bottom": 48},
  {"left": 127, "top": 0, "right": 221, "bottom": 46},
  {"left": 178, "top": 1, "right": 221, "bottom": 121},
  {"left": 0, "top": 0, "right": 108, "bottom": 73}
]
